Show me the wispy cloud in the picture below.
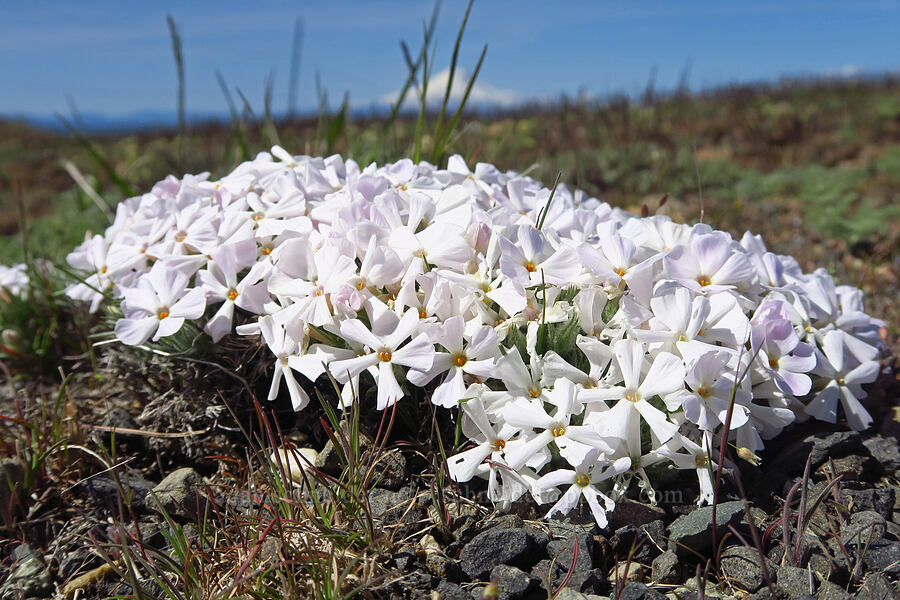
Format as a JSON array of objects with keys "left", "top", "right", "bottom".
[{"left": 377, "top": 67, "right": 523, "bottom": 110}]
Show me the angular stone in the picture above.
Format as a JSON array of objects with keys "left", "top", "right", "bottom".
[
  {"left": 841, "top": 488, "right": 896, "bottom": 521},
  {"left": 720, "top": 545, "right": 773, "bottom": 592},
  {"left": 861, "top": 540, "right": 900, "bottom": 575},
  {"left": 0, "top": 544, "right": 54, "bottom": 600},
  {"left": 436, "top": 581, "right": 472, "bottom": 600},
  {"left": 548, "top": 533, "right": 595, "bottom": 573},
  {"left": 650, "top": 550, "right": 679, "bottom": 585},
  {"left": 460, "top": 528, "right": 547, "bottom": 580},
  {"left": 667, "top": 501, "right": 744, "bottom": 556},
  {"left": 818, "top": 581, "right": 852, "bottom": 600},
  {"left": 862, "top": 436, "right": 900, "bottom": 474},
  {"left": 853, "top": 573, "right": 895, "bottom": 600},
  {"left": 434, "top": 580, "right": 469, "bottom": 600},
  {"left": 367, "top": 487, "right": 427, "bottom": 540},
  {"left": 490, "top": 564, "right": 537, "bottom": 600},
  {"left": 606, "top": 499, "right": 666, "bottom": 530},
  {"left": 150, "top": 467, "right": 205, "bottom": 519},
  {"left": 776, "top": 564, "right": 816, "bottom": 598},
  {"left": 840, "top": 510, "right": 886, "bottom": 545},
  {"left": 613, "top": 581, "right": 666, "bottom": 600}
]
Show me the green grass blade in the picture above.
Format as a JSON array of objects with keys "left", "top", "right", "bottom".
[
  {"left": 326, "top": 92, "right": 349, "bottom": 154},
  {"left": 216, "top": 71, "right": 251, "bottom": 162},
  {"left": 433, "top": 0, "right": 474, "bottom": 147},
  {"left": 430, "top": 43, "right": 487, "bottom": 163},
  {"left": 55, "top": 115, "right": 136, "bottom": 198},
  {"left": 166, "top": 15, "right": 186, "bottom": 168}
]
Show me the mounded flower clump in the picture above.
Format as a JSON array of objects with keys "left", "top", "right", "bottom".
[{"left": 64, "top": 147, "right": 885, "bottom": 527}]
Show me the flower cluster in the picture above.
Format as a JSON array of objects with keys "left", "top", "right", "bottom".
[
  {"left": 0, "top": 264, "right": 28, "bottom": 298},
  {"left": 66, "top": 147, "right": 885, "bottom": 527}
]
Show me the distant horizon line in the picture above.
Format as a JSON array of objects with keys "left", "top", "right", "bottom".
[{"left": 5, "top": 69, "right": 897, "bottom": 135}]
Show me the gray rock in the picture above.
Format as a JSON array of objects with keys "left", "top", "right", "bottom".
[
  {"left": 558, "top": 570, "right": 607, "bottom": 594},
  {"left": 548, "top": 531, "right": 595, "bottom": 573},
  {"left": 489, "top": 564, "right": 537, "bottom": 600},
  {"left": 57, "top": 547, "right": 103, "bottom": 580},
  {"left": 827, "top": 455, "right": 878, "bottom": 481},
  {"left": 776, "top": 565, "right": 816, "bottom": 598},
  {"left": 862, "top": 436, "right": 900, "bottom": 474},
  {"left": 650, "top": 550, "right": 679, "bottom": 584},
  {"left": 610, "top": 521, "right": 664, "bottom": 563},
  {"left": 0, "top": 544, "right": 54, "bottom": 600},
  {"left": 818, "top": 581, "right": 852, "bottom": 600},
  {"left": 861, "top": 540, "right": 900, "bottom": 575},
  {"left": 798, "top": 431, "right": 863, "bottom": 470},
  {"left": 612, "top": 581, "right": 666, "bottom": 599},
  {"left": 552, "top": 590, "right": 610, "bottom": 600},
  {"left": 606, "top": 499, "right": 666, "bottom": 530},
  {"left": 370, "top": 449, "right": 407, "bottom": 491},
  {"left": 720, "top": 545, "right": 773, "bottom": 592},
  {"left": 425, "top": 554, "right": 464, "bottom": 582},
  {"left": 841, "top": 510, "right": 887, "bottom": 545},
  {"left": 79, "top": 469, "right": 155, "bottom": 511},
  {"left": 487, "top": 513, "right": 525, "bottom": 530},
  {"left": 842, "top": 488, "right": 896, "bottom": 521},
  {"left": 315, "top": 432, "right": 407, "bottom": 490},
  {"left": 150, "top": 467, "right": 205, "bottom": 519},
  {"left": 853, "top": 573, "right": 895, "bottom": 600},
  {"left": 460, "top": 527, "right": 547, "bottom": 580},
  {"left": 435, "top": 580, "right": 470, "bottom": 600},
  {"left": 367, "top": 487, "right": 426, "bottom": 539},
  {"left": 667, "top": 500, "right": 744, "bottom": 556}
]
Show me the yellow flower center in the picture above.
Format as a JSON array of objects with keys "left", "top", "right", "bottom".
[
  {"left": 525, "top": 262, "right": 536, "bottom": 273},
  {"left": 378, "top": 349, "right": 393, "bottom": 362},
  {"left": 695, "top": 455, "right": 709, "bottom": 468},
  {"left": 100, "top": 266, "right": 108, "bottom": 274},
  {"left": 174, "top": 231, "right": 187, "bottom": 242},
  {"left": 356, "top": 280, "right": 366, "bottom": 291},
  {"left": 491, "top": 439, "right": 505, "bottom": 451},
  {"left": 616, "top": 268, "right": 627, "bottom": 277},
  {"left": 453, "top": 353, "right": 468, "bottom": 367},
  {"left": 625, "top": 390, "right": 640, "bottom": 403},
  {"left": 419, "top": 308, "right": 428, "bottom": 319},
  {"left": 697, "top": 276, "right": 712, "bottom": 287},
  {"left": 528, "top": 386, "right": 542, "bottom": 398},
  {"left": 252, "top": 213, "right": 264, "bottom": 222},
  {"left": 768, "top": 357, "right": 779, "bottom": 369},
  {"left": 227, "top": 289, "right": 239, "bottom": 301},
  {"left": 697, "top": 386, "right": 710, "bottom": 398},
  {"left": 551, "top": 425, "right": 566, "bottom": 437},
  {"left": 157, "top": 308, "right": 170, "bottom": 320},
  {"left": 837, "top": 377, "right": 845, "bottom": 385},
  {"left": 575, "top": 473, "right": 591, "bottom": 487}
]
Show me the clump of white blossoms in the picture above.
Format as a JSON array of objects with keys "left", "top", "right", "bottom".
[{"left": 65, "top": 147, "right": 885, "bottom": 528}]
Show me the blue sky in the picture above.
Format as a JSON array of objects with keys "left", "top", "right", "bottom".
[{"left": 2, "top": 1, "right": 899, "bottom": 119}]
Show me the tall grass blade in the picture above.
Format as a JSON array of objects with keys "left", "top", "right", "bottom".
[
  {"left": 263, "top": 69, "right": 281, "bottom": 146},
  {"left": 326, "top": 92, "right": 349, "bottom": 154},
  {"left": 433, "top": 0, "right": 474, "bottom": 146},
  {"left": 216, "top": 71, "right": 251, "bottom": 162},
  {"left": 166, "top": 15, "right": 186, "bottom": 167},
  {"left": 385, "top": 2, "right": 440, "bottom": 133},
  {"left": 430, "top": 43, "right": 487, "bottom": 164},
  {"left": 55, "top": 115, "right": 136, "bottom": 198}
]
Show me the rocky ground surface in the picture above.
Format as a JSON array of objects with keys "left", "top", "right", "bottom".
[{"left": 0, "top": 354, "right": 898, "bottom": 599}]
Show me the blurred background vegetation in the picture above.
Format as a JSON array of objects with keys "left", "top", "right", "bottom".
[{"left": 1, "top": 77, "right": 897, "bottom": 350}]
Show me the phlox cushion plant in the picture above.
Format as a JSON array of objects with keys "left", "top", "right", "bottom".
[{"left": 51, "top": 148, "right": 885, "bottom": 528}]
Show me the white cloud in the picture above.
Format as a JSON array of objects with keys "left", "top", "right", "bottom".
[
  {"left": 378, "top": 67, "right": 523, "bottom": 110},
  {"left": 821, "top": 64, "right": 864, "bottom": 78}
]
